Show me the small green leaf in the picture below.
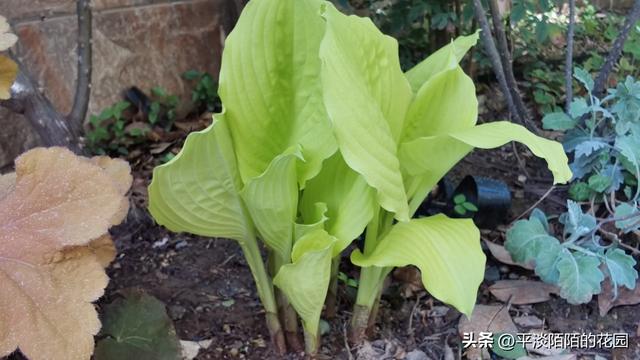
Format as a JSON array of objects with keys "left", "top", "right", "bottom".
[
  {"left": 560, "top": 200, "right": 597, "bottom": 241},
  {"left": 530, "top": 208, "right": 549, "bottom": 233},
  {"left": 604, "top": 248, "right": 637, "bottom": 293},
  {"left": 616, "top": 134, "right": 640, "bottom": 178},
  {"left": 556, "top": 252, "right": 604, "bottom": 304},
  {"left": 94, "top": 290, "right": 181, "bottom": 360},
  {"left": 454, "top": 204, "right": 466, "bottom": 215},
  {"left": 505, "top": 216, "right": 557, "bottom": 264},
  {"left": 453, "top": 193, "right": 466, "bottom": 204},
  {"left": 569, "top": 182, "right": 593, "bottom": 201},
  {"left": 90, "top": 115, "right": 101, "bottom": 126},
  {"left": 542, "top": 112, "right": 576, "bottom": 131},
  {"left": 569, "top": 98, "right": 590, "bottom": 119},
  {"left": 574, "top": 67, "right": 594, "bottom": 92},
  {"left": 462, "top": 202, "right": 478, "bottom": 212},
  {"left": 183, "top": 69, "right": 202, "bottom": 80},
  {"left": 534, "top": 238, "right": 563, "bottom": 284},
  {"left": 588, "top": 174, "right": 612, "bottom": 193},
  {"left": 614, "top": 203, "right": 640, "bottom": 233},
  {"left": 337, "top": 272, "right": 348, "bottom": 282},
  {"left": 151, "top": 86, "right": 168, "bottom": 98},
  {"left": 149, "top": 102, "right": 161, "bottom": 124}
]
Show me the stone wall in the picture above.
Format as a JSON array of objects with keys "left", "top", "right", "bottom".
[{"left": 0, "top": 0, "right": 243, "bottom": 168}]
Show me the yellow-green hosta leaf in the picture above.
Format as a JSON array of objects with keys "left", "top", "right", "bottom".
[
  {"left": 351, "top": 215, "right": 484, "bottom": 316},
  {"left": 241, "top": 149, "right": 301, "bottom": 260},
  {"left": 319, "top": 4, "right": 411, "bottom": 221},
  {"left": 402, "top": 135, "right": 471, "bottom": 204},
  {"left": 219, "top": 0, "right": 336, "bottom": 186},
  {"left": 274, "top": 230, "right": 336, "bottom": 350},
  {"left": 300, "top": 152, "right": 376, "bottom": 254},
  {"left": 148, "top": 115, "right": 252, "bottom": 243},
  {"left": 294, "top": 202, "right": 328, "bottom": 242},
  {"left": 401, "top": 65, "right": 478, "bottom": 142},
  {"left": 400, "top": 121, "right": 573, "bottom": 200},
  {"left": 291, "top": 229, "right": 338, "bottom": 263},
  {"left": 405, "top": 31, "right": 479, "bottom": 93}
]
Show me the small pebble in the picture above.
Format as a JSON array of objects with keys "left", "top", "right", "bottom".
[{"left": 168, "top": 305, "right": 186, "bottom": 320}]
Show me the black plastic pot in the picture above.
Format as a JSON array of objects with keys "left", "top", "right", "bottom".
[
  {"left": 452, "top": 175, "right": 511, "bottom": 229},
  {"left": 414, "top": 177, "right": 456, "bottom": 217}
]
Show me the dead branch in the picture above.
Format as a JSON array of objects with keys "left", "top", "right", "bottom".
[
  {"left": 593, "top": 0, "right": 640, "bottom": 97},
  {"left": 472, "top": 0, "right": 518, "bottom": 118},
  {"left": 1, "top": 0, "right": 93, "bottom": 152},
  {"left": 472, "top": 0, "right": 540, "bottom": 134},
  {"left": 1, "top": 59, "right": 80, "bottom": 152},
  {"left": 67, "top": 0, "right": 93, "bottom": 136},
  {"left": 565, "top": 0, "right": 576, "bottom": 112},
  {"left": 487, "top": 0, "right": 536, "bottom": 134}
]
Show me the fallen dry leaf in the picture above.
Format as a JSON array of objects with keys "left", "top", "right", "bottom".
[
  {"left": 459, "top": 305, "right": 518, "bottom": 360},
  {"left": 513, "top": 315, "right": 544, "bottom": 328},
  {"left": 0, "top": 55, "right": 17, "bottom": 100},
  {"left": 484, "top": 239, "right": 534, "bottom": 270},
  {"left": 180, "top": 338, "right": 213, "bottom": 360},
  {"left": 598, "top": 278, "right": 640, "bottom": 316},
  {"left": 524, "top": 330, "right": 568, "bottom": 356},
  {"left": 489, "top": 280, "right": 558, "bottom": 305},
  {"left": 0, "top": 16, "right": 17, "bottom": 51},
  {"left": 0, "top": 147, "right": 131, "bottom": 360},
  {"left": 459, "top": 304, "right": 518, "bottom": 335},
  {"left": 393, "top": 266, "right": 423, "bottom": 297}
]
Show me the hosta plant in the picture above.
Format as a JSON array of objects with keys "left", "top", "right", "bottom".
[
  {"left": 0, "top": 147, "right": 132, "bottom": 360},
  {"left": 148, "top": 0, "right": 572, "bottom": 355}
]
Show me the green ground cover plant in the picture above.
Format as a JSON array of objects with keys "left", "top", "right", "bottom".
[{"left": 507, "top": 71, "right": 640, "bottom": 305}]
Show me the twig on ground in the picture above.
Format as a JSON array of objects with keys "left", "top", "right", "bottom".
[
  {"left": 614, "top": 236, "right": 640, "bottom": 256},
  {"left": 407, "top": 293, "right": 423, "bottom": 338},
  {"left": 343, "top": 321, "right": 354, "bottom": 360},
  {"left": 511, "top": 142, "right": 531, "bottom": 178},
  {"left": 486, "top": 295, "right": 512, "bottom": 331},
  {"left": 512, "top": 185, "right": 556, "bottom": 223}
]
